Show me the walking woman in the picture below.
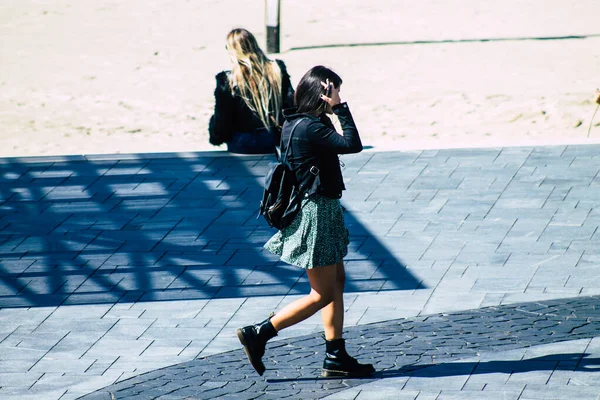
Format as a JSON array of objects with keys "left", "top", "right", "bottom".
[
  {"left": 237, "top": 66, "right": 375, "bottom": 378},
  {"left": 208, "top": 28, "right": 295, "bottom": 154}
]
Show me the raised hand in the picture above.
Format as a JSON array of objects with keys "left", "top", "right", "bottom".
[{"left": 320, "top": 79, "right": 341, "bottom": 107}]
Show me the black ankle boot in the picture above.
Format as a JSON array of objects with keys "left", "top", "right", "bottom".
[
  {"left": 322, "top": 338, "right": 375, "bottom": 378},
  {"left": 236, "top": 315, "right": 278, "bottom": 376}
]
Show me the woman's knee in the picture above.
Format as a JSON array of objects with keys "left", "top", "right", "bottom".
[
  {"left": 308, "top": 289, "right": 334, "bottom": 308},
  {"left": 306, "top": 264, "right": 340, "bottom": 306}
]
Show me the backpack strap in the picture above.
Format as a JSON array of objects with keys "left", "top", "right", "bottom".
[
  {"left": 281, "top": 117, "right": 321, "bottom": 196},
  {"left": 280, "top": 117, "right": 304, "bottom": 165}
]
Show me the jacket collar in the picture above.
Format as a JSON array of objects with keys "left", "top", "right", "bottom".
[{"left": 283, "top": 107, "right": 325, "bottom": 123}]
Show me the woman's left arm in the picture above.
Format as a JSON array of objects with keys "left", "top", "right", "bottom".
[{"left": 307, "top": 103, "right": 363, "bottom": 154}]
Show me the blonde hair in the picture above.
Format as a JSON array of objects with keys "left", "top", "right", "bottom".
[{"left": 226, "top": 28, "right": 283, "bottom": 129}]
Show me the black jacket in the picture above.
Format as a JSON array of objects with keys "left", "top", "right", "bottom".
[
  {"left": 208, "top": 59, "right": 295, "bottom": 146},
  {"left": 281, "top": 103, "right": 363, "bottom": 199}
]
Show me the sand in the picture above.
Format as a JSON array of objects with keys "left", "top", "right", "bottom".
[{"left": 1, "top": 0, "right": 600, "bottom": 157}]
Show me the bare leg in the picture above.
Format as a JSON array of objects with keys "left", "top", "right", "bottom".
[
  {"left": 319, "top": 261, "right": 374, "bottom": 377},
  {"left": 321, "top": 261, "right": 345, "bottom": 340},
  {"left": 270, "top": 264, "right": 337, "bottom": 332}
]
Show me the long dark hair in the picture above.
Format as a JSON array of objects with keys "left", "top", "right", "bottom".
[{"left": 295, "top": 66, "right": 342, "bottom": 115}]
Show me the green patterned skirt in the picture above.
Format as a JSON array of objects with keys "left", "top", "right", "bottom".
[{"left": 264, "top": 194, "right": 349, "bottom": 269}]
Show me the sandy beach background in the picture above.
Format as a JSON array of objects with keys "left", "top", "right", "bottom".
[{"left": 1, "top": 0, "right": 599, "bottom": 157}]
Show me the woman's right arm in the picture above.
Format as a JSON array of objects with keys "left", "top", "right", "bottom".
[{"left": 208, "top": 72, "right": 234, "bottom": 146}]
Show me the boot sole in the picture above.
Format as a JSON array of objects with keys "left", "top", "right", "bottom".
[
  {"left": 322, "top": 368, "right": 375, "bottom": 378},
  {"left": 236, "top": 328, "right": 266, "bottom": 376}
]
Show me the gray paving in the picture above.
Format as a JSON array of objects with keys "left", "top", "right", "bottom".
[
  {"left": 78, "top": 296, "right": 600, "bottom": 399},
  {"left": 1, "top": 145, "right": 599, "bottom": 399}
]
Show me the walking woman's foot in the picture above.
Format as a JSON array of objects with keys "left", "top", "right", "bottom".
[
  {"left": 322, "top": 338, "right": 375, "bottom": 378},
  {"left": 236, "top": 315, "right": 277, "bottom": 376}
]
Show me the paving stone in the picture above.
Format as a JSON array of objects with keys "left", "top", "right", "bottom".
[
  {"left": 0, "top": 386, "right": 68, "bottom": 400},
  {"left": 30, "top": 358, "right": 96, "bottom": 374},
  {"left": 84, "top": 338, "right": 154, "bottom": 358},
  {"left": 437, "top": 390, "right": 521, "bottom": 400},
  {"left": 0, "top": 372, "right": 44, "bottom": 388},
  {"left": 519, "top": 383, "right": 600, "bottom": 400}
]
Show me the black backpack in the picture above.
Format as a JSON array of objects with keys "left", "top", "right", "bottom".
[{"left": 258, "top": 118, "right": 307, "bottom": 230}]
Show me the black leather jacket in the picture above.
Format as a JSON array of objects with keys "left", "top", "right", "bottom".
[
  {"left": 281, "top": 103, "right": 363, "bottom": 199},
  {"left": 208, "top": 60, "right": 295, "bottom": 146}
]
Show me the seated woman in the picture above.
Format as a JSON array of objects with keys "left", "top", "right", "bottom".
[{"left": 209, "top": 28, "right": 295, "bottom": 154}]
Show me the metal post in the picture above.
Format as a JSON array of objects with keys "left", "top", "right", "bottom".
[{"left": 265, "top": 0, "right": 281, "bottom": 53}]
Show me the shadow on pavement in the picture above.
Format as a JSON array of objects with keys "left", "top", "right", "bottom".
[
  {"left": 266, "top": 353, "right": 600, "bottom": 384},
  {"left": 78, "top": 296, "right": 600, "bottom": 399},
  {"left": 378, "top": 353, "right": 600, "bottom": 379},
  {"left": 0, "top": 153, "right": 421, "bottom": 308}
]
